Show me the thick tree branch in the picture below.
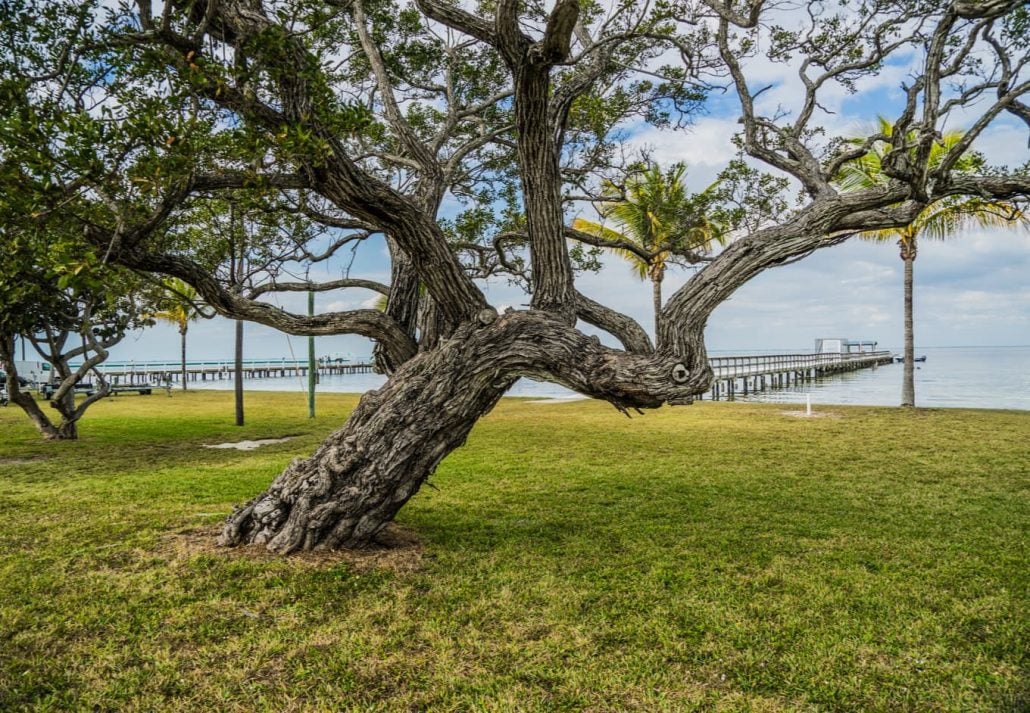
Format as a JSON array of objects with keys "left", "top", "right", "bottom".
[
  {"left": 479, "top": 311, "right": 706, "bottom": 409},
  {"left": 414, "top": 0, "right": 496, "bottom": 46},
  {"left": 191, "top": 172, "right": 312, "bottom": 192},
  {"left": 538, "top": 0, "right": 580, "bottom": 64},
  {"left": 96, "top": 239, "right": 418, "bottom": 365},
  {"left": 933, "top": 174, "right": 1030, "bottom": 205},
  {"left": 495, "top": 0, "right": 531, "bottom": 63},
  {"left": 660, "top": 183, "right": 923, "bottom": 351},
  {"left": 574, "top": 292, "right": 654, "bottom": 355},
  {"left": 248, "top": 278, "right": 389, "bottom": 299}
]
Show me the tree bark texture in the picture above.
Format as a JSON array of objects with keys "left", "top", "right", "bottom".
[
  {"left": 514, "top": 60, "right": 575, "bottom": 319},
  {"left": 651, "top": 268, "right": 664, "bottom": 339},
  {"left": 373, "top": 238, "right": 420, "bottom": 373},
  {"left": 220, "top": 310, "right": 711, "bottom": 553}
]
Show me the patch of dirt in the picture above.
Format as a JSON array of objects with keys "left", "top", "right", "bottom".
[
  {"left": 0, "top": 455, "right": 52, "bottom": 466},
  {"left": 780, "top": 409, "right": 842, "bottom": 419},
  {"left": 202, "top": 437, "right": 295, "bottom": 450},
  {"left": 164, "top": 522, "right": 425, "bottom": 574}
]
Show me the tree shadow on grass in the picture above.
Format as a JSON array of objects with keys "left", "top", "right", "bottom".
[{"left": 164, "top": 522, "right": 425, "bottom": 574}]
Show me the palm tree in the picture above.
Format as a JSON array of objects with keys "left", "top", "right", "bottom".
[
  {"left": 150, "top": 279, "right": 205, "bottom": 391},
  {"left": 836, "top": 119, "right": 1026, "bottom": 407},
  {"left": 572, "top": 163, "right": 725, "bottom": 336}
]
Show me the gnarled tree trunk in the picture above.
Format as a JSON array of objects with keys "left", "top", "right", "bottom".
[
  {"left": 0, "top": 336, "right": 83, "bottom": 440},
  {"left": 220, "top": 346, "right": 511, "bottom": 552},
  {"left": 220, "top": 310, "right": 710, "bottom": 553}
]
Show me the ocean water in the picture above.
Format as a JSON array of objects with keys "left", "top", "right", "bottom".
[
  {"left": 710, "top": 346, "right": 1030, "bottom": 411},
  {"left": 186, "top": 346, "right": 1030, "bottom": 411}
]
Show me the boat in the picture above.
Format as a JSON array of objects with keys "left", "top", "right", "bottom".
[{"left": 894, "top": 356, "right": 927, "bottom": 363}]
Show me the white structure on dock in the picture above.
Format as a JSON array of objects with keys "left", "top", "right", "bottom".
[{"left": 814, "top": 337, "right": 879, "bottom": 354}]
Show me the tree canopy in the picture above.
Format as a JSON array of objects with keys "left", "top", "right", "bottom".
[{"left": 0, "top": 223, "right": 159, "bottom": 438}]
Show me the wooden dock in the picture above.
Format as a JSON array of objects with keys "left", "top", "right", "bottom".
[
  {"left": 705, "top": 351, "right": 894, "bottom": 400},
  {"left": 91, "top": 358, "right": 376, "bottom": 385},
  {"left": 83, "top": 350, "right": 893, "bottom": 398}
]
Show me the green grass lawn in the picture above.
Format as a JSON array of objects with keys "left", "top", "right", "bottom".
[{"left": 0, "top": 391, "right": 1027, "bottom": 711}]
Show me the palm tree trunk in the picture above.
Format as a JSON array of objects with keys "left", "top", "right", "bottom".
[
  {"left": 180, "top": 324, "right": 188, "bottom": 391},
  {"left": 651, "top": 264, "right": 664, "bottom": 339},
  {"left": 900, "top": 241, "right": 916, "bottom": 407}
]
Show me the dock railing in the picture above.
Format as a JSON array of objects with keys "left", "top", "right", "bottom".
[
  {"left": 90, "top": 357, "right": 363, "bottom": 373},
  {"left": 80, "top": 356, "right": 370, "bottom": 374},
  {"left": 71, "top": 351, "right": 892, "bottom": 395},
  {"left": 709, "top": 350, "right": 894, "bottom": 379},
  {"left": 71, "top": 356, "right": 376, "bottom": 384}
]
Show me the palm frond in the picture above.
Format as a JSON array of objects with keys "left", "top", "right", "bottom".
[
  {"left": 149, "top": 278, "right": 204, "bottom": 330},
  {"left": 571, "top": 217, "right": 632, "bottom": 244},
  {"left": 574, "top": 163, "right": 726, "bottom": 280},
  {"left": 915, "top": 199, "right": 1027, "bottom": 241},
  {"left": 835, "top": 120, "right": 1024, "bottom": 245}
]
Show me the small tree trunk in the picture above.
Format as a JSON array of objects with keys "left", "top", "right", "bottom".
[
  {"left": 901, "top": 242, "right": 916, "bottom": 408},
  {"left": 651, "top": 273, "right": 663, "bottom": 338},
  {"left": 1, "top": 336, "right": 68, "bottom": 440},
  {"left": 234, "top": 319, "right": 244, "bottom": 426},
  {"left": 180, "top": 325, "right": 188, "bottom": 391},
  {"left": 49, "top": 390, "right": 82, "bottom": 440},
  {"left": 10, "top": 386, "right": 80, "bottom": 440},
  {"left": 8, "top": 389, "right": 64, "bottom": 439},
  {"left": 54, "top": 419, "right": 78, "bottom": 440}
]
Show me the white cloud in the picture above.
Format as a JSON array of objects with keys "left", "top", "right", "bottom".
[
  {"left": 970, "top": 120, "right": 1030, "bottom": 169},
  {"left": 627, "top": 117, "right": 739, "bottom": 170}
]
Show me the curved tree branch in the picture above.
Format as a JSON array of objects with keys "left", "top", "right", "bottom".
[
  {"left": 97, "top": 240, "right": 418, "bottom": 365},
  {"left": 414, "top": 0, "right": 496, "bottom": 46},
  {"left": 248, "top": 277, "right": 389, "bottom": 299},
  {"left": 574, "top": 291, "right": 654, "bottom": 355}
]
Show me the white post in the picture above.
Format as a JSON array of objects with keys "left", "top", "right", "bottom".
[{"left": 806, "top": 393, "right": 812, "bottom": 417}]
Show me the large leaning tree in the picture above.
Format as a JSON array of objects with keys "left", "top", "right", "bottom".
[{"left": 3, "top": 0, "right": 1028, "bottom": 551}]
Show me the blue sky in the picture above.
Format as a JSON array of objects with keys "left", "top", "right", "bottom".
[{"left": 100, "top": 15, "right": 1030, "bottom": 364}]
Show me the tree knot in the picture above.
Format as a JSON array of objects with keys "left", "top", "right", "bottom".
[
  {"left": 477, "top": 307, "right": 498, "bottom": 326},
  {"left": 671, "top": 363, "right": 689, "bottom": 383}
]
